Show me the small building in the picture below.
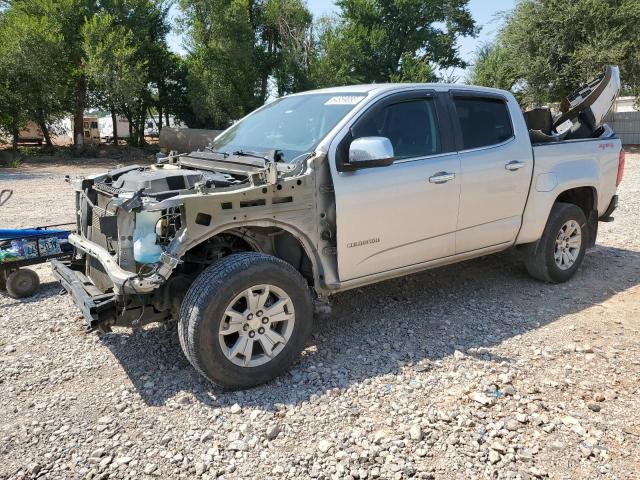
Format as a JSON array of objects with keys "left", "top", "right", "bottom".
[
  {"left": 99, "top": 115, "right": 130, "bottom": 143},
  {"left": 17, "top": 121, "right": 45, "bottom": 145},
  {"left": 82, "top": 116, "right": 101, "bottom": 144}
]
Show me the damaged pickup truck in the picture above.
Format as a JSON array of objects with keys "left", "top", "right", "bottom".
[{"left": 53, "top": 67, "right": 625, "bottom": 388}]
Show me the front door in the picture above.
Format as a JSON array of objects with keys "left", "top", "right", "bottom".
[{"left": 330, "top": 91, "right": 461, "bottom": 281}]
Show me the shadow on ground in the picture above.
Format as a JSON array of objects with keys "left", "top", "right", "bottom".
[{"left": 30, "top": 243, "right": 640, "bottom": 409}]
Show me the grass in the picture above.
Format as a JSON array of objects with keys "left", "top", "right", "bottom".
[
  {"left": 0, "top": 157, "right": 22, "bottom": 168},
  {"left": 0, "top": 151, "right": 22, "bottom": 168},
  {"left": 0, "top": 141, "right": 159, "bottom": 168}
]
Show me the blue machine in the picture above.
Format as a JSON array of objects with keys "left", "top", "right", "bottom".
[{"left": 0, "top": 224, "right": 74, "bottom": 298}]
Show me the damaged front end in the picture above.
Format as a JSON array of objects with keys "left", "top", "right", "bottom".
[{"left": 52, "top": 150, "right": 303, "bottom": 331}]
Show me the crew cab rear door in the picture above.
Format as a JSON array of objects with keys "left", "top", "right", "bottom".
[
  {"left": 448, "top": 91, "right": 534, "bottom": 253},
  {"left": 329, "top": 90, "right": 460, "bottom": 281}
]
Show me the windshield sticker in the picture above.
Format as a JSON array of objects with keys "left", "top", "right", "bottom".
[{"left": 325, "top": 95, "right": 365, "bottom": 106}]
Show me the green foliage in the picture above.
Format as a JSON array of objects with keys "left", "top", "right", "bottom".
[
  {"left": 311, "top": 0, "right": 476, "bottom": 86},
  {"left": 0, "top": 0, "right": 101, "bottom": 146},
  {"left": 160, "top": 53, "right": 194, "bottom": 125},
  {"left": 0, "top": 0, "right": 479, "bottom": 141},
  {"left": 467, "top": 43, "right": 517, "bottom": 91},
  {"left": 84, "top": 12, "right": 148, "bottom": 112},
  {"left": 181, "top": 0, "right": 259, "bottom": 129},
  {"left": 0, "top": 4, "right": 72, "bottom": 146},
  {"left": 471, "top": 0, "right": 640, "bottom": 108},
  {"left": 0, "top": 0, "right": 172, "bottom": 147},
  {"left": 390, "top": 53, "right": 437, "bottom": 83},
  {"left": 0, "top": 151, "right": 23, "bottom": 168},
  {"left": 83, "top": 0, "right": 172, "bottom": 145},
  {"left": 180, "top": 0, "right": 313, "bottom": 129},
  {"left": 259, "top": 0, "right": 314, "bottom": 96}
]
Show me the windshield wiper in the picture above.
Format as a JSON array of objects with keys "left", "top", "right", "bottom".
[
  {"left": 204, "top": 145, "right": 229, "bottom": 157},
  {"left": 233, "top": 150, "right": 284, "bottom": 163},
  {"left": 232, "top": 150, "right": 268, "bottom": 160}
]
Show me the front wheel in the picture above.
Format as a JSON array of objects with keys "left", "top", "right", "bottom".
[
  {"left": 525, "top": 202, "right": 587, "bottom": 283},
  {"left": 179, "top": 252, "right": 313, "bottom": 389}
]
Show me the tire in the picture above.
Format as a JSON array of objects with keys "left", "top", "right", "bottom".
[
  {"left": 525, "top": 202, "right": 587, "bottom": 283},
  {"left": 6, "top": 268, "right": 40, "bottom": 298},
  {"left": 179, "top": 252, "right": 313, "bottom": 389}
]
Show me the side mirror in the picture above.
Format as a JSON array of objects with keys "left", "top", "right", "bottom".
[{"left": 347, "top": 136, "right": 394, "bottom": 169}]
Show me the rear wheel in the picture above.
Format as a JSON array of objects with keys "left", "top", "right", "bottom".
[
  {"left": 179, "top": 252, "right": 313, "bottom": 389},
  {"left": 525, "top": 202, "right": 587, "bottom": 283},
  {"left": 5, "top": 268, "right": 40, "bottom": 298}
]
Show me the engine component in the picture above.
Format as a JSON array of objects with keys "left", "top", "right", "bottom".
[{"left": 133, "top": 211, "right": 163, "bottom": 264}]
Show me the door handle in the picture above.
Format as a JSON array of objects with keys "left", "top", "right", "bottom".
[
  {"left": 505, "top": 160, "right": 525, "bottom": 171},
  {"left": 429, "top": 172, "right": 455, "bottom": 184}
]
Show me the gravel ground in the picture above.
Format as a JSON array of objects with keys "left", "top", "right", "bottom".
[{"left": 1, "top": 152, "right": 639, "bottom": 480}]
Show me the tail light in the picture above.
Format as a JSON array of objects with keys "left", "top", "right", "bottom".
[{"left": 616, "top": 148, "right": 625, "bottom": 186}]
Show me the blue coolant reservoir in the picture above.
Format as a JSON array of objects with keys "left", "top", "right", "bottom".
[{"left": 133, "top": 211, "right": 163, "bottom": 264}]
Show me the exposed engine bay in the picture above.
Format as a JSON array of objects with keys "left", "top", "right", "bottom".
[
  {"left": 64, "top": 148, "right": 314, "bottom": 330},
  {"left": 77, "top": 162, "right": 245, "bottom": 288}
]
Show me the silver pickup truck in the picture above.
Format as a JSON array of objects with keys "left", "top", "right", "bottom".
[{"left": 52, "top": 72, "right": 625, "bottom": 388}]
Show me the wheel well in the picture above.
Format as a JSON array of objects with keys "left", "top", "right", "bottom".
[
  {"left": 555, "top": 187, "right": 597, "bottom": 218},
  {"left": 182, "top": 227, "right": 315, "bottom": 286},
  {"left": 555, "top": 186, "right": 598, "bottom": 247}
]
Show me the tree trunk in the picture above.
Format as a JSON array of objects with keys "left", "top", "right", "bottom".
[
  {"left": 139, "top": 117, "right": 145, "bottom": 146},
  {"left": 110, "top": 107, "right": 119, "bottom": 144},
  {"left": 165, "top": 111, "right": 169, "bottom": 127},
  {"left": 11, "top": 125, "right": 18, "bottom": 150},
  {"left": 126, "top": 113, "right": 133, "bottom": 145},
  {"left": 260, "top": 38, "right": 272, "bottom": 102},
  {"left": 260, "top": 75, "right": 268, "bottom": 103},
  {"left": 73, "top": 74, "right": 87, "bottom": 148},
  {"left": 158, "top": 79, "right": 165, "bottom": 131},
  {"left": 137, "top": 103, "right": 145, "bottom": 146},
  {"left": 36, "top": 116, "right": 53, "bottom": 148}
]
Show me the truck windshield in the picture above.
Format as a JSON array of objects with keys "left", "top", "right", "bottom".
[{"left": 210, "top": 93, "right": 367, "bottom": 162}]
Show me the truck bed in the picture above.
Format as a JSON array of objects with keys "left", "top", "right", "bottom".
[{"left": 516, "top": 135, "right": 622, "bottom": 245}]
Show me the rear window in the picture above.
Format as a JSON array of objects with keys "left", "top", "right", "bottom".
[{"left": 453, "top": 97, "right": 513, "bottom": 150}]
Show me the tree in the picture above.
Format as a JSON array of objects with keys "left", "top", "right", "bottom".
[
  {"left": 179, "top": 0, "right": 313, "bottom": 129},
  {"left": 0, "top": 10, "right": 29, "bottom": 148},
  {"left": 84, "top": 0, "right": 171, "bottom": 146},
  {"left": 0, "top": 5, "right": 71, "bottom": 148},
  {"left": 466, "top": 42, "right": 517, "bottom": 91},
  {"left": 84, "top": 12, "right": 148, "bottom": 145},
  {"left": 180, "top": 0, "right": 259, "bottom": 129},
  {"left": 257, "top": 0, "right": 314, "bottom": 97},
  {"left": 311, "top": 0, "right": 476, "bottom": 86},
  {"left": 159, "top": 53, "right": 194, "bottom": 126},
  {"left": 2, "top": 0, "right": 99, "bottom": 147},
  {"left": 471, "top": 0, "right": 640, "bottom": 109}
]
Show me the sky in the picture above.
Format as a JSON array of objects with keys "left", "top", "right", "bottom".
[{"left": 167, "top": 0, "right": 518, "bottom": 80}]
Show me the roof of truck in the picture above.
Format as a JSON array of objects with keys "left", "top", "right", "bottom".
[{"left": 294, "top": 83, "right": 510, "bottom": 96}]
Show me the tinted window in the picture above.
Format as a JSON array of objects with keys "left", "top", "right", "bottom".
[
  {"left": 353, "top": 99, "right": 440, "bottom": 159},
  {"left": 453, "top": 97, "right": 513, "bottom": 150}
]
